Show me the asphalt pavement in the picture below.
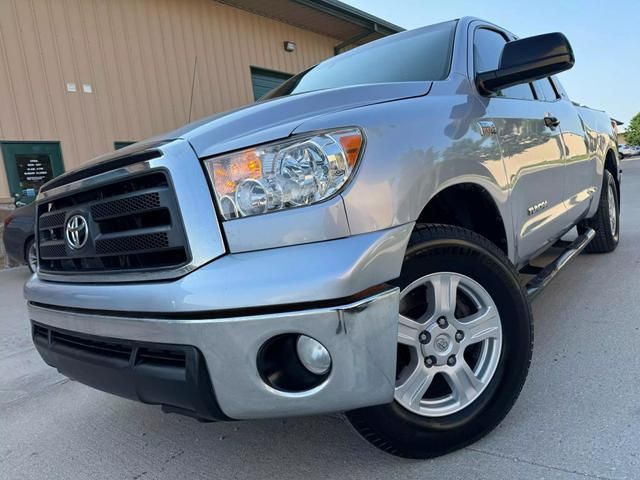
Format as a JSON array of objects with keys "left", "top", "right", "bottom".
[{"left": 2, "top": 160, "right": 640, "bottom": 480}]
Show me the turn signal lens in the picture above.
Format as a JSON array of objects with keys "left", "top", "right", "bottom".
[
  {"left": 204, "top": 128, "right": 364, "bottom": 219},
  {"left": 338, "top": 133, "right": 363, "bottom": 168},
  {"left": 212, "top": 149, "right": 261, "bottom": 196}
]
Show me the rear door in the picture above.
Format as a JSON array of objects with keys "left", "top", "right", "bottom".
[
  {"left": 471, "top": 25, "right": 568, "bottom": 264},
  {"left": 534, "top": 77, "right": 595, "bottom": 221}
]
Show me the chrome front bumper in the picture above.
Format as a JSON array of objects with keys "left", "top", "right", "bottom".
[{"left": 27, "top": 287, "right": 399, "bottom": 419}]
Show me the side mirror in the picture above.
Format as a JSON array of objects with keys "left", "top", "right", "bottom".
[{"left": 476, "top": 32, "right": 575, "bottom": 94}]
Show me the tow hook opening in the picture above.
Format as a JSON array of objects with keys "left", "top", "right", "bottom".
[{"left": 257, "top": 334, "right": 331, "bottom": 392}]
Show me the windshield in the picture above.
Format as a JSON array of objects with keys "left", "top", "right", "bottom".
[{"left": 264, "top": 20, "right": 458, "bottom": 99}]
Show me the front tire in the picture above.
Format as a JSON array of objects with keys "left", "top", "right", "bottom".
[
  {"left": 346, "top": 225, "right": 533, "bottom": 458},
  {"left": 25, "top": 238, "right": 37, "bottom": 273}
]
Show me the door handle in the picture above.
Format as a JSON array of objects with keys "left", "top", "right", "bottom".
[{"left": 544, "top": 115, "right": 561, "bottom": 128}]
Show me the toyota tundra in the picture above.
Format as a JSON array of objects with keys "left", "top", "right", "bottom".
[{"left": 25, "top": 18, "right": 620, "bottom": 458}]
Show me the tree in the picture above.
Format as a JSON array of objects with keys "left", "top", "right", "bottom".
[{"left": 625, "top": 112, "right": 640, "bottom": 146}]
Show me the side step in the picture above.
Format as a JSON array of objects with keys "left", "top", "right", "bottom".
[{"left": 525, "top": 228, "right": 595, "bottom": 300}]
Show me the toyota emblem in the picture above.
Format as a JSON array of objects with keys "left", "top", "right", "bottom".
[{"left": 65, "top": 214, "right": 89, "bottom": 250}]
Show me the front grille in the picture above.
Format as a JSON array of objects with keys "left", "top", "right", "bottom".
[
  {"left": 37, "top": 171, "right": 189, "bottom": 275},
  {"left": 90, "top": 192, "right": 161, "bottom": 220},
  {"left": 95, "top": 232, "right": 169, "bottom": 254}
]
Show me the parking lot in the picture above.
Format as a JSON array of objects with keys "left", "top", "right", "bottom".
[{"left": 0, "top": 159, "right": 639, "bottom": 480}]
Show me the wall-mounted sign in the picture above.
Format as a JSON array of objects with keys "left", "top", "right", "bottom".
[{"left": 16, "top": 154, "right": 54, "bottom": 191}]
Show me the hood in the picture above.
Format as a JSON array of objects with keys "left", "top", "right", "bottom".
[
  {"left": 170, "top": 81, "right": 431, "bottom": 158},
  {"left": 42, "top": 82, "right": 431, "bottom": 192}
]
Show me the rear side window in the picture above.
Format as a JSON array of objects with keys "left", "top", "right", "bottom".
[
  {"left": 534, "top": 78, "right": 559, "bottom": 101},
  {"left": 550, "top": 76, "right": 569, "bottom": 100},
  {"left": 473, "top": 28, "right": 535, "bottom": 101}
]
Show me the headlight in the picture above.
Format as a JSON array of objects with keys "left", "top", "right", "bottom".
[{"left": 203, "top": 128, "right": 363, "bottom": 220}]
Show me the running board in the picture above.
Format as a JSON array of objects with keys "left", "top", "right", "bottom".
[{"left": 525, "top": 228, "right": 595, "bottom": 300}]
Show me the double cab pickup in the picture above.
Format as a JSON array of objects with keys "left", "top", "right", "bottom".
[{"left": 26, "top": 17, "right": 620, "bottom": 458}]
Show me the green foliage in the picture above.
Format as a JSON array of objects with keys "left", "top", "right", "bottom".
[{"left": 625, "top": 112, "right": 640, "bottom": 146}]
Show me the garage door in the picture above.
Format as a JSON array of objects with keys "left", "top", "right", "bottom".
[{"left": 250, "top": 67, "right": 292, "bottom": 101}]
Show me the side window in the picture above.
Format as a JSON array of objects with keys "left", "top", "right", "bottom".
[
  {"left": 551, "top": 76, "right": 569, "bottom": 99},
  {"left": 473, "top": 28, "right": 535, "bottom": 101},
  {"left": 534, "top": 78, "right": 559, "bottom": 101}
]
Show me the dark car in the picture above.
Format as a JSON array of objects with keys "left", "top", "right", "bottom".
[{"left": 2, "top": 203, "right": 36, "bottom": 272}]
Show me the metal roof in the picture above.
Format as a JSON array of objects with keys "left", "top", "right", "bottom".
[{"left": 216, "top": 0, "right": 404, "bottom": 53}]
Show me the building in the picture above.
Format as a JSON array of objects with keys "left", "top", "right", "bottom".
[{"left": 0, "top": 0, "right": 401, "bottom": 207}]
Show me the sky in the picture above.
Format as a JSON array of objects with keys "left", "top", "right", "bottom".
[{"left": 343, "top": 0, "right": 639, "bottom": 129}]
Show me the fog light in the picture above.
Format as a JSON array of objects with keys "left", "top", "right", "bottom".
[{"left": 296, "top": 335, "right": 331, "bottom": 375}]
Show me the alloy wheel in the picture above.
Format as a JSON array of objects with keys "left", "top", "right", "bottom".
[
  {"left": 395, "top": 272, "right": 502, "bottom": 417},
  {"left": 608, "top": 182, "right": 617, "bottom": 235},
  {"left": 28, "top": 242, "right": 37, "bottom": 273}
]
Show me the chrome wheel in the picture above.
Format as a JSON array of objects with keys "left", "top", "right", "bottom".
[
  {"left": 608, "top": 182, "right": 617, "bottom": 235},
  {"left": 395, "top": 272, "right": 502, "bottom": 417},
  {"left": 27, "top": 241, "right": 37, "bottom": 273}
]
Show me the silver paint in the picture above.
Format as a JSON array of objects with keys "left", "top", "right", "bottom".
[
  {"left": 25, "top": 223, "right": 413, "bottom": 312},
  {"left": 32, "top": 19, "right": 617, "bottom": 266},
  {"left": 223, "top": 195, "right": 350, "bottom": 253}
]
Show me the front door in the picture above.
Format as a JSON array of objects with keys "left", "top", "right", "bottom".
[
  {"left": 1, "top": 142, "right": 64, "bottom": 205},
  {"left": 472, "top": 26, "right": 568, "bottom": 265}
]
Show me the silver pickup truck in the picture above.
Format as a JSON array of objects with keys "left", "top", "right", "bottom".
[{"left": 25, "top": 17, "right": 620, "bottom": 458}]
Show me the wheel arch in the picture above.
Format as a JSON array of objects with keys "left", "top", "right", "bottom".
[
  {"left": 415, "top": 181, "right": 512, "bottom": 259},
  {"left": 604, "top": 148, "right": 620, "bottom": 203}
]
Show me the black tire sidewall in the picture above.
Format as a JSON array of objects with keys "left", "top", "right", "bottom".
[
  {"left": 348, "top": 232, "right": 532, "bottom": 458},
  {"left": 25, "top": 238, "right": 36, "bottom": 273}
]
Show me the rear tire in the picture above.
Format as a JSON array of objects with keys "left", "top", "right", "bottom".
[
  {"left": 346, "top": 224, "right": 533, "bottom": 458},
  {"left": 579, "top": 170, "right": 619, "bottom": 253}
]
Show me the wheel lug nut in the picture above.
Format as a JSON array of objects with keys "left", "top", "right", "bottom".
[
  {"left": 437, "top": 316, "right": 448, "bottom": 329},
  {"left": 447, "top": 355, "right": 457, "bottom": 367},
  {"left": 424, "top": 356, "right": 436, "bottom": 368},
  {"left": 455, "top": 330, "right": 464, "bottom": 342},
  {"left": 418, "top": 330, "right": 431, "bottom": 344}
]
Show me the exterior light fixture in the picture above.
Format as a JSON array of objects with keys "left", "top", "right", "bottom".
[
  {"left": 284, "top": 41, "right": 296, "bottom": 52},
  {"left": 296, "top": 335, "right": 331, "bottom": 375}
]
